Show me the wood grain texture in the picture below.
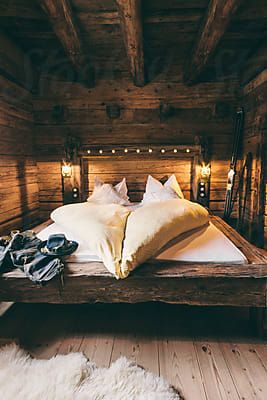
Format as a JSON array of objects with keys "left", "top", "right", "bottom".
[
  {"left": 241, "top": 38, "right": 267, "bottom": 87},
  {"left": 3, "top": 303, "right": 267, "bottom": 400},
  {"left": 39, "top": 0, "right": 94, "bottom": 87},
  {"left": 0, "top": 71, "right": 39, "bottom": 235},
  {"left": 185, "top": 0, "right": 242, "bottom": 84},
  {"left": 0, "top": 31, "right": 35, "bottom": 91},
  {"left": 0, "top": 216, "right": 266, "bottom": 305},
  {"left": 81, "top": 145, "right": 201, "bottom": 202},
  {"left": 241, "top": 68, "right": 267, "bottom": 248},
  {"left": 116, "top": 0, "right": 144, "bottom": 86},
  {"left": 33, "top": 77, "right": 240, "bottom": 219}
]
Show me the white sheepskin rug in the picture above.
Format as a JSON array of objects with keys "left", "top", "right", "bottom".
[{"left": 0, "top": 344, "right": 180, "bottom": 400}]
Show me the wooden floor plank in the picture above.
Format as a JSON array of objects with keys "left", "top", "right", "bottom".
[
  {"left": 1, "top": 303, "right": 267, "bottom": 400},
  {"left": 230, "top": 343, "right": 267, "bottom": 400},
  {"left": 220, "top": 342, "right": 261, "bottom": 400},
  {"left": 27, "top": 305, "right": 72, "bottom": 359},
  {"left": 79, "top": 305, "right": 115, "bottom": 368},
  {"left": 194, "top": 341, "right": 240, "bottom": 400},
  {"left": 253, "top": 343, "right": 267, "bottom": 372},
  {"left": 159, "top": 339, "right": 207, "bottom": 400}
]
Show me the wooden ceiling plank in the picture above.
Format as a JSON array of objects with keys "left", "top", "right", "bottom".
[
  {"left": 184, "top": 0, "right": 242, "bottom": 84},
  {"left": 39, "top": 0, "right": 94, "bottom": 87},
  {"left": 116, "top": 0, "right": 145, "bottom": 87}
]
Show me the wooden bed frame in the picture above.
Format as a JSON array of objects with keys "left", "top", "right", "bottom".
[
  {"left": 0, "top": 144, "right": 267, "bottom": 336},
  {"left": 0, "top": 215, "right": 267, "bottom": 335}
]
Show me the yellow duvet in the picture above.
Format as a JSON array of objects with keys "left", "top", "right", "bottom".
[
  {"left": 51, "top": 199, "right": 209, "bottom": 279},
  {"left": 51, "top": 202, "right": 130, "bottom": 278}
]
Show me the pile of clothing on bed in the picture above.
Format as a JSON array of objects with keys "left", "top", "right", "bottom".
[
  {"left": 40, "top": 175, "right": 210, "bottom": 280},
  {"left": 0, "top": 231, "right": 78, "bottom": 284}
]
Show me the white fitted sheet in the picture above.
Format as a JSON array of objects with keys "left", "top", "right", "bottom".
[{"left": 37, "top": 221, "right": 247, "bottom": 264}]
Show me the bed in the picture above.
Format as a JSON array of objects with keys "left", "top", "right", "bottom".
[{"left": 0, "top": 144, "right": 267, "bottom": 336}]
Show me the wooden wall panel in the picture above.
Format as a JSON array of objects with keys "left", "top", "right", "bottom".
[
  {"left": 83, "top": 157, "right": 192, "bottom": 202},
  {"left": 33, "top": 77, "right": 240, "bottom": 220},
  {"left": 0, "top": 75, "right": 39, "bottom": 235},
  {"left": 241, "top": 70, "right": 267, "bottom": 248}
]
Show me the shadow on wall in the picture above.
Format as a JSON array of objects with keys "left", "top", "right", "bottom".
[{"left": 16, "top": 160, "right": 30, "bottom": 230}]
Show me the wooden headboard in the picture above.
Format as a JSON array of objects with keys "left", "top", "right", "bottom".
[{"left": 79, "top": 144, "right": 203, "bottom": 203}]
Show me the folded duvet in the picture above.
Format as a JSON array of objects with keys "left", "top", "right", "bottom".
[
  {"left": 51, "top": 203, "right": 130, "bottom": 278},
  {"left": 51, "top": 199, "right": 209, "bottom": 279},
  {"left": 120, "top": 199, "right": 209, "bottom": 277}
]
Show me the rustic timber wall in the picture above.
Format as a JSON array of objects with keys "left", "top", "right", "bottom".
[
  {"left": 241, "top": 70, "right": 267, "bottom": 248},
  {"left": 0, "top": 35, "right": 39, "bottom": 235},
  {"left": 33, "top": 77, "right": 240, "bottom": 220}
]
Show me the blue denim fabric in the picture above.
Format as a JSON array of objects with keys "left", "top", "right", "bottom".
[{"left": 0, "top": 231, "right": 64, "bottom": 284}]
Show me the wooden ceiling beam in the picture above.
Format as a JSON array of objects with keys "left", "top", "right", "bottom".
[
  {"left": 39, "top": 0, "right": 94, "bottom": 87},
  {"left": 116, "top": 0, "right": 145, "bottom": 87},
  {"left": 0, "top": 31, "right": 37, "bottom": 92},
  {"left": 241, "top": 38, "right": 267, "bottom": 86},
  {"left": 184, "top": 0, "right": 242, "bottom": 84}
]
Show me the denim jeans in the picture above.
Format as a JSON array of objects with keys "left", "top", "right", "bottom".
[{"left": 0, "top": 231, "right": 64, "bottom": 284}]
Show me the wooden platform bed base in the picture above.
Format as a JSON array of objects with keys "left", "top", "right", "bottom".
[{"left": 0, "top": 216, "right": 267, "bottom": 337}]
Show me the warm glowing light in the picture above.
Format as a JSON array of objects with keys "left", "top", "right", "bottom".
[
  {"left": 186, "top": 148, "right": 190, "bottom": 153},
  {"left": 148, "top": 148, "right": 153, "bottom": 153},
  {"left": 200, "top": 163, "right": 211, "bottom": 179},
  {"left": 136, "top": 149, "right": 140, "bottom": 153},
  {"left": 173, "top": 148, "right": 178, "bottom": 153},
  {"left": 61, "top": 162, "right": 72, "bottom": 178},
  {"left": 161, "top": 149, "right": 165, "bottom": 153},
  {"left": 112, "top": 149, "right": 116, "bottom": 154},
  {"left": 124, "top": 148, "right": 128, "bottom": 153},
  {"left": 87, "top": 149, "right": 91, "bottom": 154},
  {"left": 99, "top": 149, "right": 103, "bottom": 154}
]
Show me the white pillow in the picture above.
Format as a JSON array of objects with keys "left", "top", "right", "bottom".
[
  {"left": 87, "top": 177, "right": 130, "bottom": 205},
  {"left": 165, "top": 174, "right": 184, "bottom": 199},
  {"left": 142, "top": 175, "right": 184, "bottom": 204},
  {"left": 114, "top": 178, "right": 129, "bottom": 202}
]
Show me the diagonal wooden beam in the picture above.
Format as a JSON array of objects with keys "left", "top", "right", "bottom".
[
  {"left": 241, "top": 38, "right": 267, "bottom": 86},
  {"left": 184, "top": 0, "right": 242, "bottom": 84},
  {"left": 0, "top": 30, "right": 37, "bottom": 92},
  {"left": 39, "top": 0, "right": 94, "bottom": 87},
  {"left": 116, "top": 0, "right": 145, "bottom": 87}
]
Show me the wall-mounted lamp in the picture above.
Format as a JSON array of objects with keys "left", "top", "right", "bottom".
[
  {"left": 200, "top": 163, "right": 211, "bottom": 180},
  {"left": 61, "top": 161, "right": 72, "bottom": 178},
  {"left": 198, "top": 162, "right": 211, "bottom": 207}
]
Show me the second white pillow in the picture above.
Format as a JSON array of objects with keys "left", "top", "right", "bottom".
[{"left": 142, "top": 174, "right": 184, "bottom": 204}]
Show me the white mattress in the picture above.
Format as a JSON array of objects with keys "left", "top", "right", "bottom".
[{"left": 37, "top": 221, "right": 247, "bottom": 264}]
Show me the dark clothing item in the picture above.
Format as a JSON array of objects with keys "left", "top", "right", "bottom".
[
  {"left": 38, "top": 233, "right": 78, "bottom": 257},
  {"left": 0, "top": 231, "right": 77, "bottom": 285}
]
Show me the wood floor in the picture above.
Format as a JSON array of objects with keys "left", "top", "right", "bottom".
[{"left": 1, "top": 303, "right": 267, "bottom": 400}]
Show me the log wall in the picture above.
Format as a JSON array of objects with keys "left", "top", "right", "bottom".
[
  {"left": 33, "top": 77, "right": 240, "bottom": 220},
  {"left": 0, "top": 36, "right": 39, "bottom": 235},
  {"left": 241, "top": 70, "right": 267, "bottom": 248}
]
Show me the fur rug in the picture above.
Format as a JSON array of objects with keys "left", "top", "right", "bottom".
[{"left": 0, "top": 344, "right": 180, "bottom": 400}]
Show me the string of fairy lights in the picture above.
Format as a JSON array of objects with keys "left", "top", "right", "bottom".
[{"left": 86, "top": 148, "right": 192, "bottom": 155}]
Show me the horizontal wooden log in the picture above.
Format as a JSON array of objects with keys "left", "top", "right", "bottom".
[{"left": 0, "top": 268, "right": 266, "bottom": 306}]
